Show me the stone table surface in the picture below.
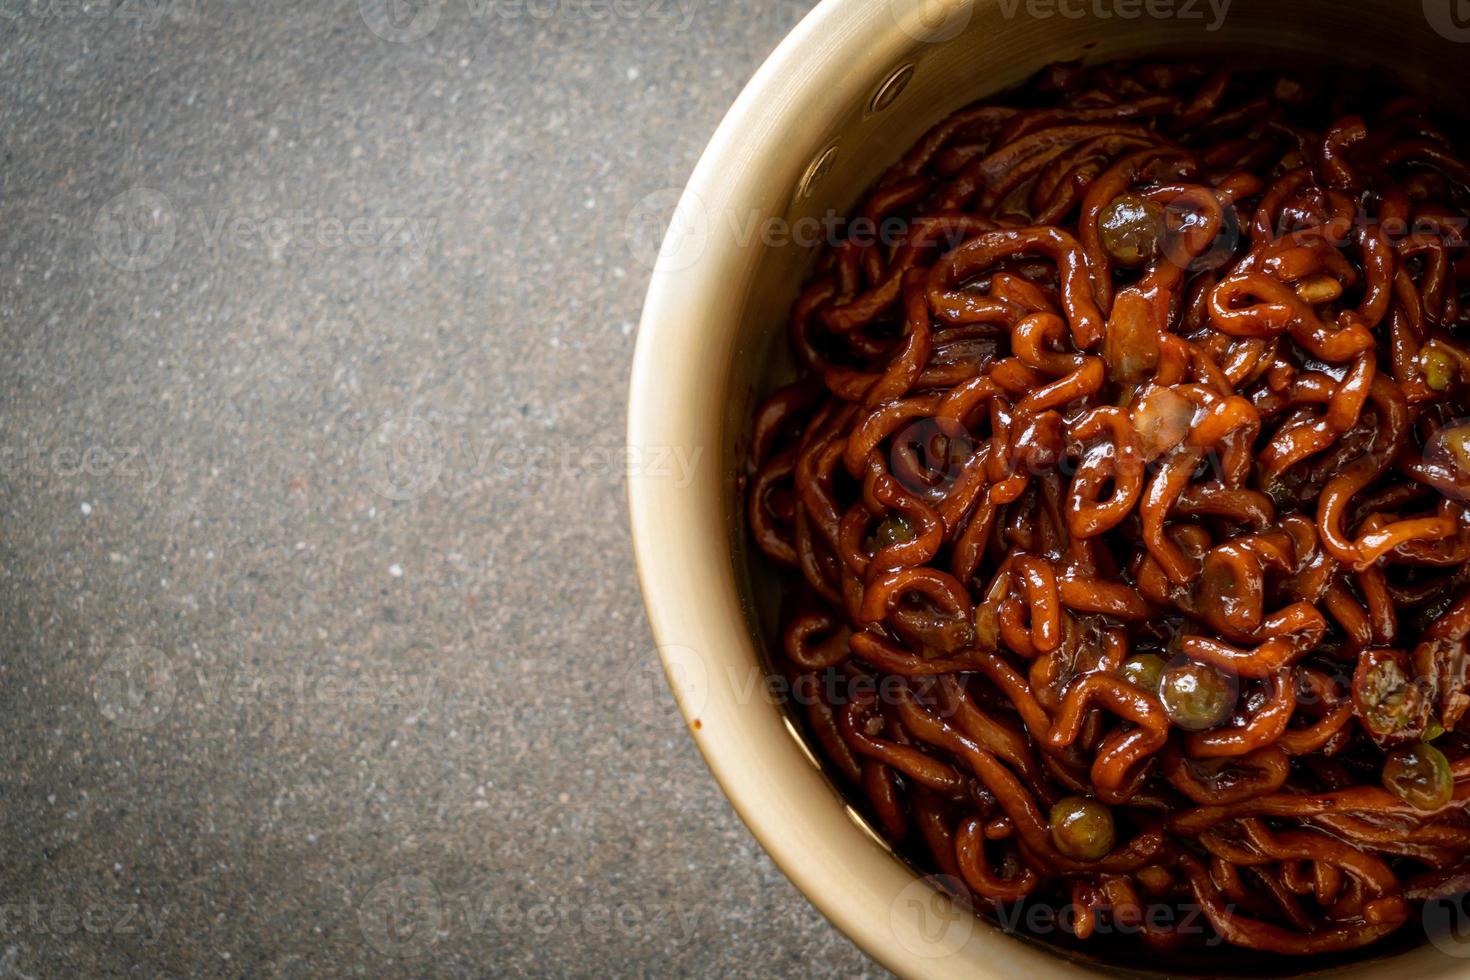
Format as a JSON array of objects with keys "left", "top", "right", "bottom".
[{"left": 0, "top": 0, "right": 884, "bottom": 975}]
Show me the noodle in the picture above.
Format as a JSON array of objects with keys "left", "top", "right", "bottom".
[{"left": 746, "top": 60, "right": 1470, "bottom": 957}]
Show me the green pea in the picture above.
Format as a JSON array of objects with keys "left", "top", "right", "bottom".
[
  {"left": 1160, "top": 661, "right": 1236, "bottom": 731},
  {"left": 866, "top": 514, "right": 915, "bottom": 553},
  {"left": 1049, "top": 796, "right": 1116, "bottom": 861},
  {"left": 1382, "top": 742, "right": 1455, "bottom": 811},
  {"left": 1420, "top": 346, "right": 1456, "bottom": 391},
  {"left": 1099, "top": 194, "right": 1165, "bottom": 268},
  {"left": 1355, "top": 653, "right": 1420, "bottom": 740},
  {"left": 1119, "top": 654, "right": 1166, "bottom": 695}
]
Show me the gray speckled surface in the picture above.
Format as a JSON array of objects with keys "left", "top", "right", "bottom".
[{"left": 0, "top": 1, "right": 884, "bottom": 975}]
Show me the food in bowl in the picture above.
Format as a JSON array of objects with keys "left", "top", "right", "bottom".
[{"left": 745, "top": 58, "right": 1470, "bottom": 958}]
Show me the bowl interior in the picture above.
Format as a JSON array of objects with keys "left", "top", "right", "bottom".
[{"left": 629, "top": 1, "right": 1470, "bottom": 976}]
